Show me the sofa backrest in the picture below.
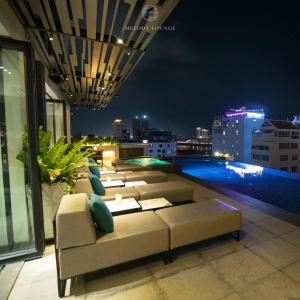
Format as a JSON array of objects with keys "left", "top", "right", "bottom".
[
  {"left": 55, "top": 193, "right": 96, "bottom": 250},
  {"left": 74, "top": 178, "right": 94, "bottom": 196}
]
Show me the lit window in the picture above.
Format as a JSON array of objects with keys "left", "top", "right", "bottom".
[
  {"left": 222, "top": 131, "right": 226, "bottom": 135},
  {"left": 236, "top": 120, "right": 239, "bottom": 124},
  {"left": 236, "top": 130, "right": 239, "bottom": 135}
]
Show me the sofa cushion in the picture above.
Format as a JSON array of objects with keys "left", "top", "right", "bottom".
[
  {"left": 59, "top": 211, "right": 168, "bottom": 279},
  {"left": 89, "top": 158, "right": 100, "bottom": 178},
  {"left": 89, "top": 193, "right": 114, "bottom": 233},
  {"left": 89, "top": 173, "right": 105, "bottom": 195},
  {"left": 56, "top": 193, "right": 96, "bottom": 250},
  {"left": 156, "top": 199, "right": 242, "bottom": 249},
  {"left": 101, "top": 187, "right": 140, "bottom": 201},
  {"left": 124, "top": 171, "right": 167, "bottom": 183},
  {"left": 135, "top": 181, "right": 193, "bottom": 203}
]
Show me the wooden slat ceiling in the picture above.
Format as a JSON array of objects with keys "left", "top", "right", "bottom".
[{"left": 11, "top": 0, "right": 179, "bottom": 108}]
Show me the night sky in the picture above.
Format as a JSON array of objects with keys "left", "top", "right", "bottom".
[{"left": 72, "top": 1, "right": 300, "bottom": 137}]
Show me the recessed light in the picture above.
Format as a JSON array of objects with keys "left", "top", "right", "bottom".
[
  {"left": 4, "top": 69, "right": 8, "bottom": 72},
  {"left": 117, "top": 38, "right": 124, "bottom": 45},
  {"left": 108, "top": 72, "right": 112, "bottom": 77},
  {"left": 101, "top": 87, "right": 105, "bottom": 90},
  {"left": 0, "top": 66, "right": 3, "bottom": 69},
  {"left": 8, "top": 72, "right": 11, "bottom": 75}
]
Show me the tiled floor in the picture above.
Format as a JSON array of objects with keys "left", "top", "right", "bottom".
[{"left": 6, "top": 174, "right": 300, "bottom": 300}]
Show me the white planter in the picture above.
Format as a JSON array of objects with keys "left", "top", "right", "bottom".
[{"left": 42, "top": 183, "right": 66, "bottom": 239}]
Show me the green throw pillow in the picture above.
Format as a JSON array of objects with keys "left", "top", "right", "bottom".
[
  {"left": 89, "top": 158, "right": 100, "bottom": 178},
  {"left": 89, "top": 193, "right": 114, "bottom": 233},
  {"left": 89, "top": 173, "right": 105, "bottom": 195}
]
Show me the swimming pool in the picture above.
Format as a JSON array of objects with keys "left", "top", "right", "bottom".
[
  {"left": 176, "top": 157, "right": 300, "bottom": 215},
  {"left": 119, "top": 157, "right": 171, "bottom": 166}
]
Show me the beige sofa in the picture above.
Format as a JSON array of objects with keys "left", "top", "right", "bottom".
[
  {"left": 55, "top": 193, "right": 242, "bottom": 297},
  {"left": 74, "top": 178, "right": 194, "bottom": 203},
  {"left": 55, "top": 193, "right": 169, "bottom": 297}
]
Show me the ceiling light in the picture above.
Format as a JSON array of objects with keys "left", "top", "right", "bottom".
[
  {"left": 108, "top": 71, "right": 112, "bottom": 77},
  {"left": 101, "top": 87, "right": 105, "bottom": 90},
  {"left": 0, "top": 66, "right": 3, "bottom": 69},
  {"left": 117, "top": 38, "right": 124, "bottom": 45},
  {"left": 4, "top": 69, "right": 8, "bottom": 72},
  {"left": 8, "top": 72, "right": 11, "bottom": 75},
  {"left": 49, "top": 33, "right": 54, "bottom": 41}
]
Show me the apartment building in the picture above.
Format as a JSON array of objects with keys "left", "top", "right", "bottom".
[
  {"left": 212, "top": 107, "right": 265, "bottom": 163},
  {"left": 112, "top": 119, "right": 130, "bottom": 141},
  {"left": 252, "top": 117, "right": 300, "bottom": 172},
  {"left": 148, "top": 142, "right": 177, "bottom": 158}
]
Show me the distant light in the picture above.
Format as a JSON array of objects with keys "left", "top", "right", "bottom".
[
  {"left": 142, "top": 139, "right": 148, "bottom": 144},
  {"left": 143, "top": 115, "right": 147, "bottom": 119},
  {"left": 4, "top": 69, "right": 7, "bottom": 72},
  {"left": 135, "top": 116, "right": 139, "bottom": 119},
  {"left": 49, "top": 34, "right": 54, "bottom": 41},
  {"left": 117, "top": 38, "right": 124, "bottom": 45},
  {"left": 8, "top": 72, "right": 11, "bottom": 75},
  {"left": 246, "top": 112, "right": 264, "bottom": 118}
]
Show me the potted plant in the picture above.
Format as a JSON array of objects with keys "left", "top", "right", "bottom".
[{"left": 17, "top": 127, "right": 92, "bottom": 239}]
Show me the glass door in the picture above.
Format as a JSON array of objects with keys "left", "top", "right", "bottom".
[
  {"left": 46, "top": 101, "right": 66, "bottom": 146},
  {"left": 0, "top": 38, "right": 43, "bottom": 263}
]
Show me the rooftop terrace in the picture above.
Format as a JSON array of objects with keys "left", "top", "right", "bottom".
[{"left": 3, "top": 173, "right": 300, "bottom": 300}]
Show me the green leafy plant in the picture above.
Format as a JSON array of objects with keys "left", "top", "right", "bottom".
[{"left": 17, "top": 126, "right": 92, "bottom": 193}]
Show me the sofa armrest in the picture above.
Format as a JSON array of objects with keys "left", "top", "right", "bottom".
[{"left": 56, "top": 193, "right": 96, "bottom": 249}]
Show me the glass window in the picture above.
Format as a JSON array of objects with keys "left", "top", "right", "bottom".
[
  {"left": 291, "top": 131, "right": 299, "bottom": 139},
  {"left": 46, "top": 102, "right": 65, "bottom": 146},
  {"left": 280, "top": 155, "right": 288, "bottom": 161},
  {"left": 279, "top": 143, "right": 290, "bottom": 150},
  {"left": 0, "top": 47, "right": 37, "bottom": 262},
  {"left": 278, "top": 131, "right": 290, "bottom": 137},
  {"left": 291, "top": 143, "right": 298, "bottom": 149}
]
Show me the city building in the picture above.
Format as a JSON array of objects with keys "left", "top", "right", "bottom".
[
  {"left": 196, "top": 127, "right": 209, "bottom": 141},
  {"left": 132, "top": 114, "right": 149, "bottom": 140},
  {"left": 119, "top": 141, "right": 176, "bottom": 158},
  {"left": 112, "top": 119, "right": 130, "bottom": 141},
  {"left": 148, "top": 141, "right": 177, "bottom": 157},
  {"left": 252, "top": 117, "right": 300, "bottom": 172},
  {"left": 212, "top": 107, "right": 265, "bottom": 163}
]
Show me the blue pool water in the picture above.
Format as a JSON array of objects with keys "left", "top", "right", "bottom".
[{"left": 176, "top": 157, "right": 300, "bottom": 215}]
